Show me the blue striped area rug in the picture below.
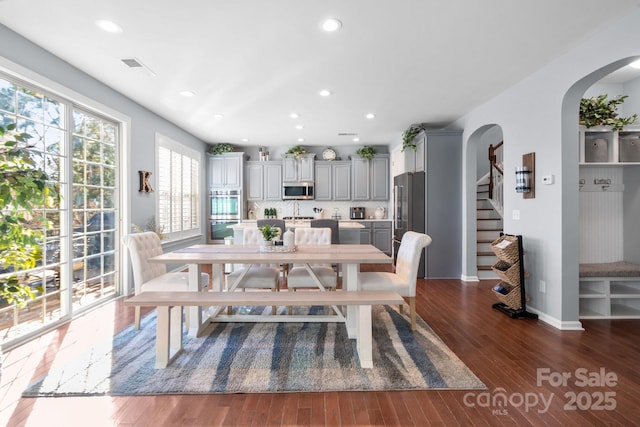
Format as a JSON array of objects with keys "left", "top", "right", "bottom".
[{"left": 23, "top": 305, "right": 485, "bottom": 396}]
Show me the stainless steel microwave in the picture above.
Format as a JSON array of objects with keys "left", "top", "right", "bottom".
[{"left": 283, "top": 183, "right": 314, "bottom": 200}]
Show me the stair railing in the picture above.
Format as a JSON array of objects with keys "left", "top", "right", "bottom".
[{"left": 488, "top": 141, "right": 504, "bottom": 216}]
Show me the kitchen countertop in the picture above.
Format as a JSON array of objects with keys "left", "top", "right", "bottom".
[{"left": 230, "top": 220, "right": 373, "bottom": 229}]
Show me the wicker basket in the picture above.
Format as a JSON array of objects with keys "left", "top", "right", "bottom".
[
  {"left": 491, "top": 260, "right": 521, "bottom": 285},
  {"left": 490, "top": 235, "right": 519, "bottom": 263},
  {"left": 492, "top": 281, "right": 522, "bottom": 310}
]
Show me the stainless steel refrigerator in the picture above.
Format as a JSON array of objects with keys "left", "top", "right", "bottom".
[{"left": 393, "top": 172, "right": 426, "bottom": 277}]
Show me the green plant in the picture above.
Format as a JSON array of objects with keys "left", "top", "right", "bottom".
[
  {"left": 286, "top": 145, "right": 308, "bottom": 159},
  {"left": 356, "top": 146, "right": 376, "bottom": 160},
  {"left": 133, "top": 216, "right": 166, "bottom": 240},
  {"left": 258, "top": 224, "right": 279, "bottom": 241},
  {"left": 211, "top": 143, "right": 234, "bottom": 155},
  {"left": 579, "top": 94, "right": 638, "bottom": 131},
  {"left": 402, "top": 127, "right": 422, "bottom": 152},
  {"left": 0, "top": 123, "right": 60, "bottom": 306}
]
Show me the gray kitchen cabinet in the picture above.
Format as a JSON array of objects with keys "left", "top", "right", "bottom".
[
  {"left": 403, "top": 131, "right": 426, "bottom": 173},
  {"left": 208, "top": 152, "right": 243, "bottom": 188},
  {"left": 315, "top": 161, "right": 351, "bottom": 201},
  {"left": 351, "top": 154, "right": 390, "bottom": 201},
  {"left": 245, "top": 161, "right": 282, "bottom": 201},
  {"left": 372, "top": 221, "right": 392, "bottom": 255},
  {"left": 283, "top": 153, "right": 315, "bottom": 182},
  {"left": 356, "top": 220, "right": 391, "bottom": 254}
]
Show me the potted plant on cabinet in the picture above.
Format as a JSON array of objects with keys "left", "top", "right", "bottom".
[
  {"left": 579, "top": 94, "right": 638, "bottom": 131},
  {"left": 402, "top": 126, "right": 422, "bottom": 152},
  {"left": 211, "top": 143, "right": 234, "bottom": 155},
  {"left": 286, "top": 145, "right": 308, "bottom": 160},
  {"left": 356, "top": 146, "right": 376, "bottom": 160}
]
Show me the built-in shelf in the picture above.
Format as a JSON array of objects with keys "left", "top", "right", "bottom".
[
  {"left": 579, "top": 277, "right": 640, "bottom": 319},
  {"left": 579, "top": 125, "right": 640, "bottom": 165}
]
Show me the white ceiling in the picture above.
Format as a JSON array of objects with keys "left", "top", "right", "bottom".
[{"left": 1, "top": 0, "right": 640, "bottom": 147}]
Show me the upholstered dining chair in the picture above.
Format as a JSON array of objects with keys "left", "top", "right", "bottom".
[
  {"left": 122, "top": 232, "right": 210, "bottom": 330},
  {"left": 359, "top": 231, "right": 432, "bottom": 331},
  {"left": 226, "top": 227, "right": 281, "bottom": 314},
  {"left": 310, "top": 219, "right": 339, "bottom": 244},
  {"left": 287, "top": 227, "right": 337, "bottom": 291}
]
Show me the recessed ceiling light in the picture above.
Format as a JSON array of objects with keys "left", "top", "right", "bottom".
[
  {"left": 319, "top": 89, "right": 332, "bottom": 97},
  {"left": 353, "top": 137, "right": 360, "bottom": 142},
  {"left": 290, "top": 113, "right": 300, "bottom": 119},
  {"left": 95, "top": 19, "right": 123, "bottom": 33},
  {"left": 297, "top": 138, "right": 305, "bottom": 142},
  {"left": 179, "top": 90, "right": 196, "bottom": 97},
  {"left": 295, "top": 125, "right": 304, "bottom": 130},
  {"left": 241, "top": 138, "right": 249, "bottom": 142},
  {"left": 365, "top": 113, "right": 375, "bottom": 119},
  {"left": 213, "top": 113, "right": 224, "bottom": 119},
  {"left": 630, "top": 59, "right": 640, "bottom": 69},
  {"left": 321, "top": 18, "right": 342, "bottom": 32}
]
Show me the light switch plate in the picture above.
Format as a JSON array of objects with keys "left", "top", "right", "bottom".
[{"left": 512, "top": 209, "right": 520, "bottom": 220}]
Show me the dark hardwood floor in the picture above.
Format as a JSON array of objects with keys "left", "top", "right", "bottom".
[{"left": 2, "top": 271, "right": 639, "bottom": 426}]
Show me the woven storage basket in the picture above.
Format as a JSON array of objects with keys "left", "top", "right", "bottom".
[
  {"left": 491, "top": 260, "right": 521, "bottom": 285},
  {"left": 490, "top": 235, "right": 519, "bottom": 264},
  {"left": 492, "top": 282, "right": 522, "bottom": 310}
]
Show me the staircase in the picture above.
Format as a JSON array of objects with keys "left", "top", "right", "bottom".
[{"left": 477, "top": 177, "right": 502, "bottom": 279}]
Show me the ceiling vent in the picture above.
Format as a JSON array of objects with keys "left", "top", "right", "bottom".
[
  {"left": 338, "top": 132, "right": 358, "bottom": 136},
  {"left": 120, "top": 57, "right": 156, "bottom": 77}
]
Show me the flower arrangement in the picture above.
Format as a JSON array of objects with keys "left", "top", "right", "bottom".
[
  {"left": 258, "top": 224, "right": 279, "bottom": 242},
  {"left": 579, "top": 94, "right": 638, "bottom": 131},
  {"left": 133, "top": 216, "right": 166, "bottom": 240},
  {"left": 286, "top": 145, "right": 308, "bottom": 159},
  {"left": 402, "top": 127, "right": 422, "bottom": 152},
  {"left": 211, "top": 143, "right": 234, "bottom": 155},
  {"left": 356, "top": 145, "right": 376, "bottom": 160}
]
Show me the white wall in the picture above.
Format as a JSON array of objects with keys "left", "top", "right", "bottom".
[{"left": 453, "top": 10, "right": 640, "bottom": 328}]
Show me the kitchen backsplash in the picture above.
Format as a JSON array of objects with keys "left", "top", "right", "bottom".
[{"left": 247, "top": 200, "right": 390, "bottom": 220}]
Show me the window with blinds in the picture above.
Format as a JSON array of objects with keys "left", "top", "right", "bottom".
[{"left": 156, "top": 134, "right": 201, "bottom": 240}]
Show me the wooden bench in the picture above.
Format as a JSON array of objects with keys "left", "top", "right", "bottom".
[{"left": 124, "top": 290, "right": 404, "bottom": 369}]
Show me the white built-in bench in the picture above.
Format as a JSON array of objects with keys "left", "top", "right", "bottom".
[
  {"left": 124, "top": 290, "right": 404, "bottom": 369},
  {"left": 579, "top": 261, "right": 640, "bottom": 319}
]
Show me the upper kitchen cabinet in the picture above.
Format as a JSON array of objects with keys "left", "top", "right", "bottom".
[
  {"left": 283, "top": 153, "right": 315, "bottom": 183},
  {"left": 351, "top": 154, "right": 390, "bottom": 201},
  {"left": 245, "top": 161, "right": 282, "bottom": 201},
  {"left": 393, "top": 131, "right": 427, "bottom": 176},
  {"left": 315, "top": 161, "right": 351, "bottom": 201},
  {"left": 208, "top": 152, "right": 244, "bottom": 189}
]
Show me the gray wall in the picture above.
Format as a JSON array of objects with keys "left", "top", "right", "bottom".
[
  {"left": 624, "top": 167, "right": 640, "bottom": 264},
  {"left": 0, "top": 24, "right": 209, "bottom": 252},
  {"left": 425, "top": 131, "right": 462, "bottom": 278}
]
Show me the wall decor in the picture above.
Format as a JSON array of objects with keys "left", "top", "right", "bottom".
[{"left": 139, "top": 170, "right": 153, "bottom": 193}]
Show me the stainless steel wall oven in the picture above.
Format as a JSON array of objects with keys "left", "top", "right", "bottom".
[{"left": 209, "top": 189, "right": 241, "bottom": 242}]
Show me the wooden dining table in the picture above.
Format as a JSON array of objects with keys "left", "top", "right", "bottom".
[{"left": 148, "top": 243, "right": 393, "bottom": 338}]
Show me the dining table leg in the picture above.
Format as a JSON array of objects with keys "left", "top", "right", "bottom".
[
  {"left": 344, "top": 262, "right": 359, "bottom": 339},
  {"left": 187, "top": 263, "right": 204, "bottom": 337}
]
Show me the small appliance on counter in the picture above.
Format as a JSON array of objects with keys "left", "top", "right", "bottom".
[{"left": 350, "top": 207, "right": 366, "bottom": 220}]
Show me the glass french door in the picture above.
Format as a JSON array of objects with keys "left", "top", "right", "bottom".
[{"left": 0, "top": 76, "right": 120, "bottom": 347}]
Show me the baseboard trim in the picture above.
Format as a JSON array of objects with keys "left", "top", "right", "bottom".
[
  {"left": 526, "top": 307, "right": 585, "bottom": 331},
  {"left": 460, "top": 275, "right": 480, "bottom": 282}
]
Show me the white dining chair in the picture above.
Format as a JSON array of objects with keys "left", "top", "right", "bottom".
[
  {"left": 226, "top": 227, "right": 281, "bottom": 314},
  {"left": 287, "top": 227, "right": 337, "bottom": 291},
  {"left": 122, "top": 232, "right": 210, "bottom": 330},
  {"left": 359, "top": 231, "right": 432, "bottom": 331}
]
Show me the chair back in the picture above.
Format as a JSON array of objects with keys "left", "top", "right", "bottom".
[
  {"left": 122, "top": 232, "right": 167, "bottom": 294},
  {"left": 294, "top": 227, "right": 331, "bottom": 245},
  {"left": 257, "top": 219, "right": 286, "bottom": 236},
  {"left": 395, "top": 231, "right": 432, "bottom": 294},
  {"left": 242, "top": 227, "right": 265, "bottom": 245},
  {"left": 311, "top": 219, "right": 339, "bottom": 244}
]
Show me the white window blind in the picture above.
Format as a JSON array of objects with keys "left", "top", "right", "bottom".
[{"left": 156, "top": 134, "right": 201, "bottom": 240}]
